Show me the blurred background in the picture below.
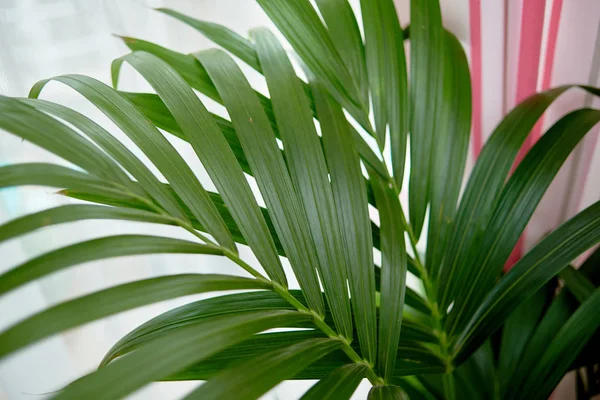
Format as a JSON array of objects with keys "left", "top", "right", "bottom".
[{"left": 0, "top": 0, "right": 599, "bottom": 399}]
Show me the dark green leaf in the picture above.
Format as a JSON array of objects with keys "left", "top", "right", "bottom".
[
  {"left": 184, "top": 339, "right": 343, "bottom": 400},
  {"left": 559, "top": 265, "right": 596, "bottom": 303},
  {"left": 0, "top": 204, "right": 178, "bottom": 243},
  {"left": 454, "top": 199, "right": 600, "bottom": 361},
  {"left": 255, "top": 0, "right": 371, "bottom": 131},
  {"left": 156, "top": 8, "right": 260, "bottom": 70},
  {"left": 517, "top": 288, "right": 600, "bottom": 400},
  {"left": 166, "top": 331, "right": 443, "bottom": 381},
  {"left": 503, "top": 289, "right": 578, "bottom": 399},
  {"left": 115, "top": 36, "right": 279, "bottom": 132},
  {"left": 0, "top": 274, "right": 271, "bottom": 359},
  {"left": 195, "top": 49, "right": 324, "bottom": 315},
  {"left": 114, "top": 50, "right": 287, "bottom": 285},
  {"left": 54, "top": 310, "right": 310, "bottom": 400},
  {"left": 408, "top": 0, "right": 445, "bottom": 237},
  {"left": 314, "top": 0, "right": 368, "bottom": 102},
  {"left": 368, "top": 385, "right": 408, "bottom": 400},
  {"left": 0, "top": 235, "right": 222, "bottom": 296},
  {"left": 252, "top": 27, "right": 351, "bottom": 337},
  {"left": 0, "top": 163, "right": 127, "bottom": 200},
  {"left": 447, "top": 109, "right": 600, "bottom": 335},
  {"left": 497, "top": 287, "right": 546, "bottom": 396},
  {"left": 369, "top": 170, "right": 407, "bottom": 381},
  {"left": 20, "top": 98, "right": 186, "bottom": 220},
  {"left": 301, "top": 363, "right": 368, "bottom": 400},
  {"left": 310, "top": 79, "right": 376, "bottom": 361},
  {"left": 29, "top": 75, "right": 236, "bottom": 250},
  {"left": 427, "top": 31, "right": 472, "bottom": 278},
  {"left": 0, "top": 96, "right": 128, "bottom": 185},
  {"left": 439, "top": 85, "right": 600, "bottom": 313},
  {"left": 118, "top": 91, "right": 252, "bottom": 175}
]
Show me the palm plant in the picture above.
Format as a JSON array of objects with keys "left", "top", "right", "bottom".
[{"left": 0, "top": 0, "right": 599, "bottom": 398}]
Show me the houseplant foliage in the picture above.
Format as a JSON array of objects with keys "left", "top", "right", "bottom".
[{"left": 0, "top": 0, "right": 599, "bottom": 398}]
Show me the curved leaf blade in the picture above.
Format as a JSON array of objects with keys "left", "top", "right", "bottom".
[
  {"left": 439, "top": 85, "right": 600, "bottom": 312},
  {"left": 0, "top": 204, "right": 178, "bottom": 243},
  {"left": 252, "top": 28, "right": 351, "bottom": 337},
  {"left": 408, "top": 0, "right": 445, "bottom": 237},
  {"left": 195, "top": 48, "right": 324, "bottom": 315},
  {"left": 314, "top": 0, "right": 368, "bottom": 102},
  {"left": 517, "top": 288, "right": 600, "bottom": 400},
  {"left": 184, "top": 339, "right": 343, "bottom": 400},
  {"left": 311, "top": 79, "right": 377, "bottom": 361},
  {"left": 0, "top": 235, "right": 222, "bottom": 296},
  {"left": 29, "top": 75, "right": 235, "bottom": 250},
  {"left": 53, "top": 310, "right": 310, "bottom": 400},
  {"left": 255, "top": 0, "right": 370, "bottom": 131},
  {"left": 448, "top": 109, "right": 600, "bottom": 334},
  {"left": 454, "top": 199, "right": 600, "bottom": 360},
  {"left": 20, "top": 98, "right": 187, "bottom": 220},
  {"left": 369, "top": 170, "right": 407, "bottom": 381},
  {"left": 155, "top": 8, "right": 259, "bottom": 71},
  {"left": 368, "top": 385, "right": 408, "bottom": 400},
  {"left": 0, "top": 274, "right": 271, "bottom": 360},
  {"left": 427, "top": 31, "right": 472, "bottom": 278},
  {"left": 301, "top": 363, "right": 368, "bottom": 400},
  {"left": 0, "top": 96, "right": 127, "bottom": 185},
  {"left": 115, "top": 50, "right": 287, "bottom": 285}
]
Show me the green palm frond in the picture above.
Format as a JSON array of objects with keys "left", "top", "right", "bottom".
[{"left": 1, "top": 0, "right": 599, "bottom": 399}]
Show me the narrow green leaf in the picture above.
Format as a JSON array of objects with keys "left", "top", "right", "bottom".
[
  {"left": 408, "top": 0, "right": 445, "bottom": 237},
  {"left": 368, "top": 385, "right": 408, "bottom": 400},
  {"left": 517, "top": 288, "right": 600, "bottom": 400},
  {"left": 448, "top": 109, "right": 600, "bottom": 335},
  {"left": 361, "top": 0, "right": 387, "bottom": 145},
  {"left": 252, "top": 28, "right": 351, "bottom": 337},
  {"left": 301, "top": 363, "right": 368, "bottom": 400},
  {"left": 503, "top": 289, "right": 578, "bottom": 399},
  {"left": 114, "top": 51, "right": 287, "bottom": 286},
  {"left": 497, "top": 287, "right": 546, "bottom": 396},
  {"left": 361, "top": 0, "right": 408, "bottom": 152},
  {"left": 0, "top": 204, "right": 178, "bottom": 243},
  {"left": 380, "top": 0, "right": 409, "bottom": 187},
  {"left": 195, "top": 49, "right": 324, "bottom": 315},
  {"left": 115, "top": 36, "right": 220, "bottom": 101},
  {"left": 19, "top": 98, "right": 187, "bottom": 220},
  {"left": 439, "top": 85, "right": 600, "bottom": 312},
  {"left": 0, "top": 235, "right": 223, "bottom": 296},
  {"left": 427, "top": 31, "right": 472, "bottom": 278},
  {"left": 369, "top": 170, "right": 407, "bottom": 381},
  {"left": 118, "top": 91, "right": 252, "bottom": 175},
  {"left": 165, "top": 330, "right": 443, "bottom": 381},
  {"left": 314, "top": 0, "right": 368, "bottom": 103},
  {"left": 184, "top": 339, "right": 343, "bottom": 400},
  {"left": 54, "top": 310, "right": 310, "bottom": 400},
  {"left": 155, "top": 8, "right": 260, "bottom": 71},
  {"left": 454, "top": 199, "right": 600, "bottom": 361},
  {"left": 559, "top": 265, "right": 596, "bottom": 303},
  {"left": 311, "top": 79, "right": 377, "bottom": 362},
  {"left": 255, "top": 0, "right": 371, "bottom": 131},
  {"left": 0, "top": 274, "right": 271, "bottom": 359},
  {"left": 114, "top": 36, "right": 279, "bottom": 133},
  {"left": 0, "top": 163, "right": 132, "bottom": 201},
  {"left": 579, "top": 244, "right": 600, "bottom": 285},
  {"left": 119, "top": 89, "right": 387, "bottom": 181},
  {"left": 101, "top": 291, "right": 310, "bottom": 367},
  {"left": 0, "top": 96, "right": 127, "bottom": 185},
  {"left": 29, "top": 74, "right": 235, "bottom": 250}
]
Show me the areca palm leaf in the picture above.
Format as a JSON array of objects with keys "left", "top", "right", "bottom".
[{"left": 2, "top": 0, "right": 600, "bottom": 399}]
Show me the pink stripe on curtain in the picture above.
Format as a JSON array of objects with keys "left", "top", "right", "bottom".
[
  {"left": 469, "top": 0, "right": 483, "bottom": 157},
  {"left": 505, "top": 0, "right": 559, "bottom": 270}
]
